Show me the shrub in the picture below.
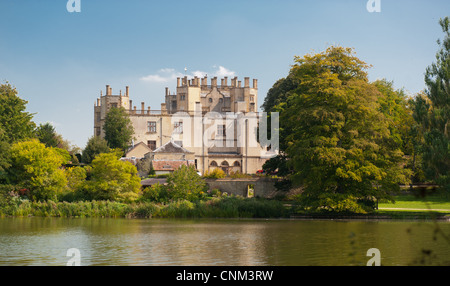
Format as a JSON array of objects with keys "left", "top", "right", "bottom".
[
  {"left": 85, "top": 153, "right": 141, "bottom": 203},
  {"left": 203, "top": 168, "right": 226, "bottom": 179},
  {"left": 166, "top": 165, "right": 207, "bottom": 201},
  {"left": 229, "top": 171, "right": 252, "bottom": 179}
]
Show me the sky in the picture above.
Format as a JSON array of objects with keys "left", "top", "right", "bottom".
[{"left": 0, "top": 0, "right": 449, "bottom": 148}]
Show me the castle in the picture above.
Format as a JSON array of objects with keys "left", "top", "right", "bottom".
[{"left": 93, "top": 75, "right": 276, "bottom": 175}]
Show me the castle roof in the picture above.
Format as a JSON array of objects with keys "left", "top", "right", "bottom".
[{"left": 152, "top": 140, "right": 193, "bottom": 154}]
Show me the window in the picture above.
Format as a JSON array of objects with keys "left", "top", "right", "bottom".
[
  {"left": 208, "top": 98, "right": 213, "bottom": 103},
  {"left": 110, "top": 103, "right": 118, "bottom": 108},
  {"left": 210, "top": 161, "right": 218, "bottom": 167},
  {"left": 147, "top": 140, "right": 156, "bottom": 151},
  {"left": 250, "top": 96, "right": 254, "bottom": 102},
  {"left": 147, "top": 121, "right": 157, "bottom": 133},
  {"left": 180, "top": 94, "right": 186, "bottom": 101},
  {"left": 217, "top": 124, "right": 226, "bottom": 136},
  {"left": 174, "top": 121, "right": 183, "bottom": 134},
  {"left": 219, "top": 98, "right": 223, "bottom": 103}
]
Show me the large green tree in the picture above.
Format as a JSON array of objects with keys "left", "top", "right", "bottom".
[
  {"left": 7, "top": 139, "right": 67, "bottom": 201},
  {"left": 413, "top": 17, "right": 450, "bottom": 192},
  {"left": 103, "top": 107, "right": 134, "bottom": 152},
  {"left": 0, "top": 82, "right": 36, "bottom": 179},
  {"left": 0, "top": 83, "right": 36, "bottom": 143},
  {"left": 84, "top": 152, "right": 141, "bottom": 202},
  {"left": 278, "top": 46, "right": 411, "bottom": 213}
]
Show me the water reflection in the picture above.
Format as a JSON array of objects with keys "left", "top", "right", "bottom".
[{"left": 0, "top": 218, "right": 449, "bottom": 266}]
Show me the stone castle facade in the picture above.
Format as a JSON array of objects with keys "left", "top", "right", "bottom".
[{"left": 93, "top": 75, "right": 275, "bottom": 174}]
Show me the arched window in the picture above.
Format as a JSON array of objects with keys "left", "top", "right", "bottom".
[
  {"left": 233, "top": 161, "right": 240, "bottom": 167},
  {"left": 210, "top": 161, "right": 218, "bottom": 167},
  {"left": 221, "top": 161, "right": 229, "bottom": 167}
]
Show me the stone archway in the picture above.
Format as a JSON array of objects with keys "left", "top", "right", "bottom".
[{"left": 220, "top": 161, "right": 229, "bottom": 174}]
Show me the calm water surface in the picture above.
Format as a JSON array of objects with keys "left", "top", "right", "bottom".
[{"left": 0, "top": 217, "right": 449, "bottom": 266}]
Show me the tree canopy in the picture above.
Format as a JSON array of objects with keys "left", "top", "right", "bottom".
[
  {"left": 7, "top": 139, "right": 67, "bottom": 201},
  {"left": 85, "top": 152, "right": 141, "bottom": 202},
  {"left": 270, "top": 46, "right": 411, "bottom": 213},
  {"left": 0, "top": 83, "right": 36, "bottom": 144},
  {"left": 81, "top": 136, "right": 110, "bottom": 164},
  {"left": 103, "top": 107, "right": 134, "bottom": 152},
  {"left": 413, "top": 17, "right": 450, "bottom": 192}
]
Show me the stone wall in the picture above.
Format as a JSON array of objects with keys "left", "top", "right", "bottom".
[{"left": 205, "top": 177, "right": 281, "bottom": 198}]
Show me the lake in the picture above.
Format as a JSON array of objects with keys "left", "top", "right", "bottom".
[{"left": 0, "top": 217, "right": 449, "bottom": 266}]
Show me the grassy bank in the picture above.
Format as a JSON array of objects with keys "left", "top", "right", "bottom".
[
  {"left": 374, "top": 194, "right": 450, "bottom": 220},
  {"left": 0, "top": 197, "right": 289, "bottom": 219},
  {"left": 2, "top": 193, "right": 450, "bottom": 220}
]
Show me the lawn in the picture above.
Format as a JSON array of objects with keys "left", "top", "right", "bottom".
[
  {"left": 376, "top": 193, "right": 450, "bottom": 219},
  {"left": 378, "top": 194, "right": 450, "bottom": 212}
]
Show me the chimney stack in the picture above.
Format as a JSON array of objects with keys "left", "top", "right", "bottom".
[
  {"left": 126, "top": 86, "right": 129, "bottom": 97},
  {"left": 253, "top": 79, "right": 258, "bottom": 89},
  {"left": 106, "top": 85, "right": 110, "bottom": 96},
  {"left": 244, "top": 77, "right": 250, "bottom": 88}
]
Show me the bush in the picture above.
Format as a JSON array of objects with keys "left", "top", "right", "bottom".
[
  {"left": 85, "top": 153, "right": 141, "bottom": 203},
  {"left": 140, "top": 183, "right": 169, "bottom": 203},
  {"left": 0, "top": 184, "right": 20, "bottom": 216},
  {"left": 166, "top": 165, "right": 207, "bottom": 201},
  {"left": 296, "top": 193, "right": 371, "bottom": 214},
  {"left": 203, "top": 169, "right": 226, "bottom": 179},
  {"left": 229, "top": 171, "right": 252, "bottom": 179}
]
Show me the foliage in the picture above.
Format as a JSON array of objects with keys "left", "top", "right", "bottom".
[
  {"left": 7, "top": 139, "right": 67, "bottom": 201},
  {"left": 140, "top": 183, "right": 168, "bottom": 203},
  {"left": 65, "top": 166, "right": 87, "bottom": 190},
  {"left": 85, "top": 152, "right": 141, "bottom": 203},
  {"left": 229, "top": 171, "right": 252, "bottom": 178},
  {"left": 0, "top": 196, "right": 288, "bottom": 219},
  {"left": 276, "top": 46, "right": 411, "bottom": 212},
  {"left": 35, "top": 122, "right": 59, "bottom": 148},
  {"left": 166, "top": 165, "right": 207, "bottom": 201},
  {"left": 262, "top": 154, "right": 291, "bottom": 177},
  {"left": 0, "top": 82, "right": 36, "bottom": 144},
  {"left": 81, "top": 136, "right": 110, "bottom": 164},
  {"left": 412, "top": 17, "right": 450, "bottom": 193},
  {"left": 136, "top": 156, "right": 152, "bottom": 177},
  {"left": 103, "top": 107, "right": 134, "bottom": 152},
  {"left": 203, "top": 168, "right": 226, "bottom": 179}
]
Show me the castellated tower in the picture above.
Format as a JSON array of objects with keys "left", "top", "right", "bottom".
[
  {"left": 165, "top": 75, "right": 258, "bottom": 114},
  {"left": 93, "top": 76, "right": 271, "bottom": 175},
  {"left": 94, "top": 85, "right": 131, "bottom": 138}
]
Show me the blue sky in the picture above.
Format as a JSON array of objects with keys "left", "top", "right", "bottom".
[{"left": 1, "top": 0, "right": 449, "bottom": 148}]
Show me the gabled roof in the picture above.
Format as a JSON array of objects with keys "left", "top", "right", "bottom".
[
  {"left": 125, "top": 141, "right": 152, "bottom": 158},
  {"left": 152, "top": 140, "right": 193, "bottom": 154}
]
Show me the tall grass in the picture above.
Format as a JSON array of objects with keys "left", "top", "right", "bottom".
[{"left": 0, "top": 197, "right": 289, "bottom": 219}]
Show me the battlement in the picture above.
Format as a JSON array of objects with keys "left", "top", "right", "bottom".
[{"left": 176, "top": 76, "right": 258, "bottom": 89}]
